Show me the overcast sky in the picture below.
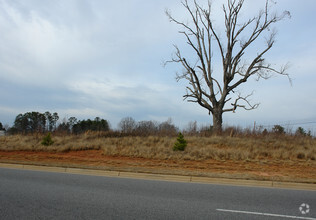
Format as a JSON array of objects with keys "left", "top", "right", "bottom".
[{"left": 0, "top": 0, "right": 315, "bottom": 131}]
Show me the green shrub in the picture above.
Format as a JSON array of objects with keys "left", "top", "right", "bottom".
[
  {"left": 41, "top": 132, "right": 54, "bottom": 146},
  {"left": 295, "top": 127, "right": 306, "bottom": 136},
  {"left": 173, "top": 132, "right": 187, "bottom": 151},
  {"left": 272, "top": 125, "right": 285, "bottom": 134}
]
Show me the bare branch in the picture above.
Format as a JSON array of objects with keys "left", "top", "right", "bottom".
[{"left": 223, "top": 91, "right": 259, "bottom": 113}]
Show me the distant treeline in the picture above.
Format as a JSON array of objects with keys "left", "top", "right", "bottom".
[
  {"left": 1, "top": 111, "right": 313, "bottom": 137},
  {"left": 4, "top": 112, "right": 179, "bottom": 136},
  {"left": 117, "top": 117, "right": 178, "bottom": 136},
  {"left": 7, "top": 111, "right": 110, "bottom": 134}
]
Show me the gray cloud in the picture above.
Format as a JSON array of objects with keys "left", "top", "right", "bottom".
[{"left": 0, "top": 0, "right": 315, "bottom": 130}]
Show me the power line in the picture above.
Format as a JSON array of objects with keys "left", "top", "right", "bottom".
[{"left": 259, "top": 121, "right": 316, "bottom": 128}]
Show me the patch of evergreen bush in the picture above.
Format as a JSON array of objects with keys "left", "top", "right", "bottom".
[
  {"left": 41, "top": 132, "right": 54, "bottom": 146},
  {"left": 173, "top": 132, "right": 187, "bottom": 151}
]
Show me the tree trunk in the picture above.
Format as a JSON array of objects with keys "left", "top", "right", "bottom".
[{"left": 212, "top": 110, "right": 223, "bottom": 133}]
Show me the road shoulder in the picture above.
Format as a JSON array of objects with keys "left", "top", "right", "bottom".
[{"left": 1, "top": 162, "right": 315, "bottom": 191}]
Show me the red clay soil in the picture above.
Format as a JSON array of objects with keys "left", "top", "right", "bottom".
[{"left": 0, "top": 150, "right": 315, "bottom": 183}]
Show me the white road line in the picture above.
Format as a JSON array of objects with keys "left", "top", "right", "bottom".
[{"left": 216, "top": 208, "right": 316, "bottom": 220}]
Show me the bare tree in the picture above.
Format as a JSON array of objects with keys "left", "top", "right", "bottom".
[
  {"left": 118, "top": 117, "right": 136, "bottom": 133},
  {"left": 158, "top": 118, "right": 178, "bottom": 136},
  {"left": 166, "top": 0, "right": 290, "bottom": 132},
  {"left": 185, "top": 120, "right": 198, "bottom": 134},
  {"left": 135, "top": 120, "right": 158, "bottom": 136}
]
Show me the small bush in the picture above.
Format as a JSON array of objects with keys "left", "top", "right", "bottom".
[
  {"left": 41, "top": 133, "right": 54, "bottom": 146},
  {"left": 295, "top": 127, "right": 306, "bottom": 136},
  {"left": 272, "top": 125, "right": 285, "bottom": 134},
  {"left": 173, "top": 132, "right": 187, "bottom": 151}
]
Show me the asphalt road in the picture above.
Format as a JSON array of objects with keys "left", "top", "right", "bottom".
[{"left": 0, "top": 167, "right": 315, "bottom": 220}]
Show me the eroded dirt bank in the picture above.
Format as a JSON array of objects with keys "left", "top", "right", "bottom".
[{"left": 0, "top": 150, "right": 315, "bottom": 183}]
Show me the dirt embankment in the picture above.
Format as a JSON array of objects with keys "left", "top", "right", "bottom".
[{"left": 0, "top": 150, "right": 315, "bottom": 183}]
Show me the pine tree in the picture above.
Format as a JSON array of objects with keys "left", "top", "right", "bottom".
[
  {"left": 41, "top": 132, "right": 54, "bottom": 146},
  {"left": 173, "top": 132, "right": 187, "bottom": 151}
]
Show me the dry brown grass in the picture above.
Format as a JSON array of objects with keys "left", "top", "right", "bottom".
[{"left": 0, "top": 132, "right": 315, "bottom": 162}]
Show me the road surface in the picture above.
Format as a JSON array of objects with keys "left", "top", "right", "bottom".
[{"left": 0, "top": 167, "right": 315, "bottom": 219}]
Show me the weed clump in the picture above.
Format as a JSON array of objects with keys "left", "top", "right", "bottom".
[
  {"left": 173, "top": 132, "right": 187, "bottom": 151},
  {"left": 41, "top": 133, "right": 54, "bottom": 146}
]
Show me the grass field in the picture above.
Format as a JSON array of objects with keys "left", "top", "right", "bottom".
[
  {"left": 1, "top": 132, "right": 315, "bottom": 183},
  {"left": 0, "top": 132, "right": 315, "bottom": 162}
]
